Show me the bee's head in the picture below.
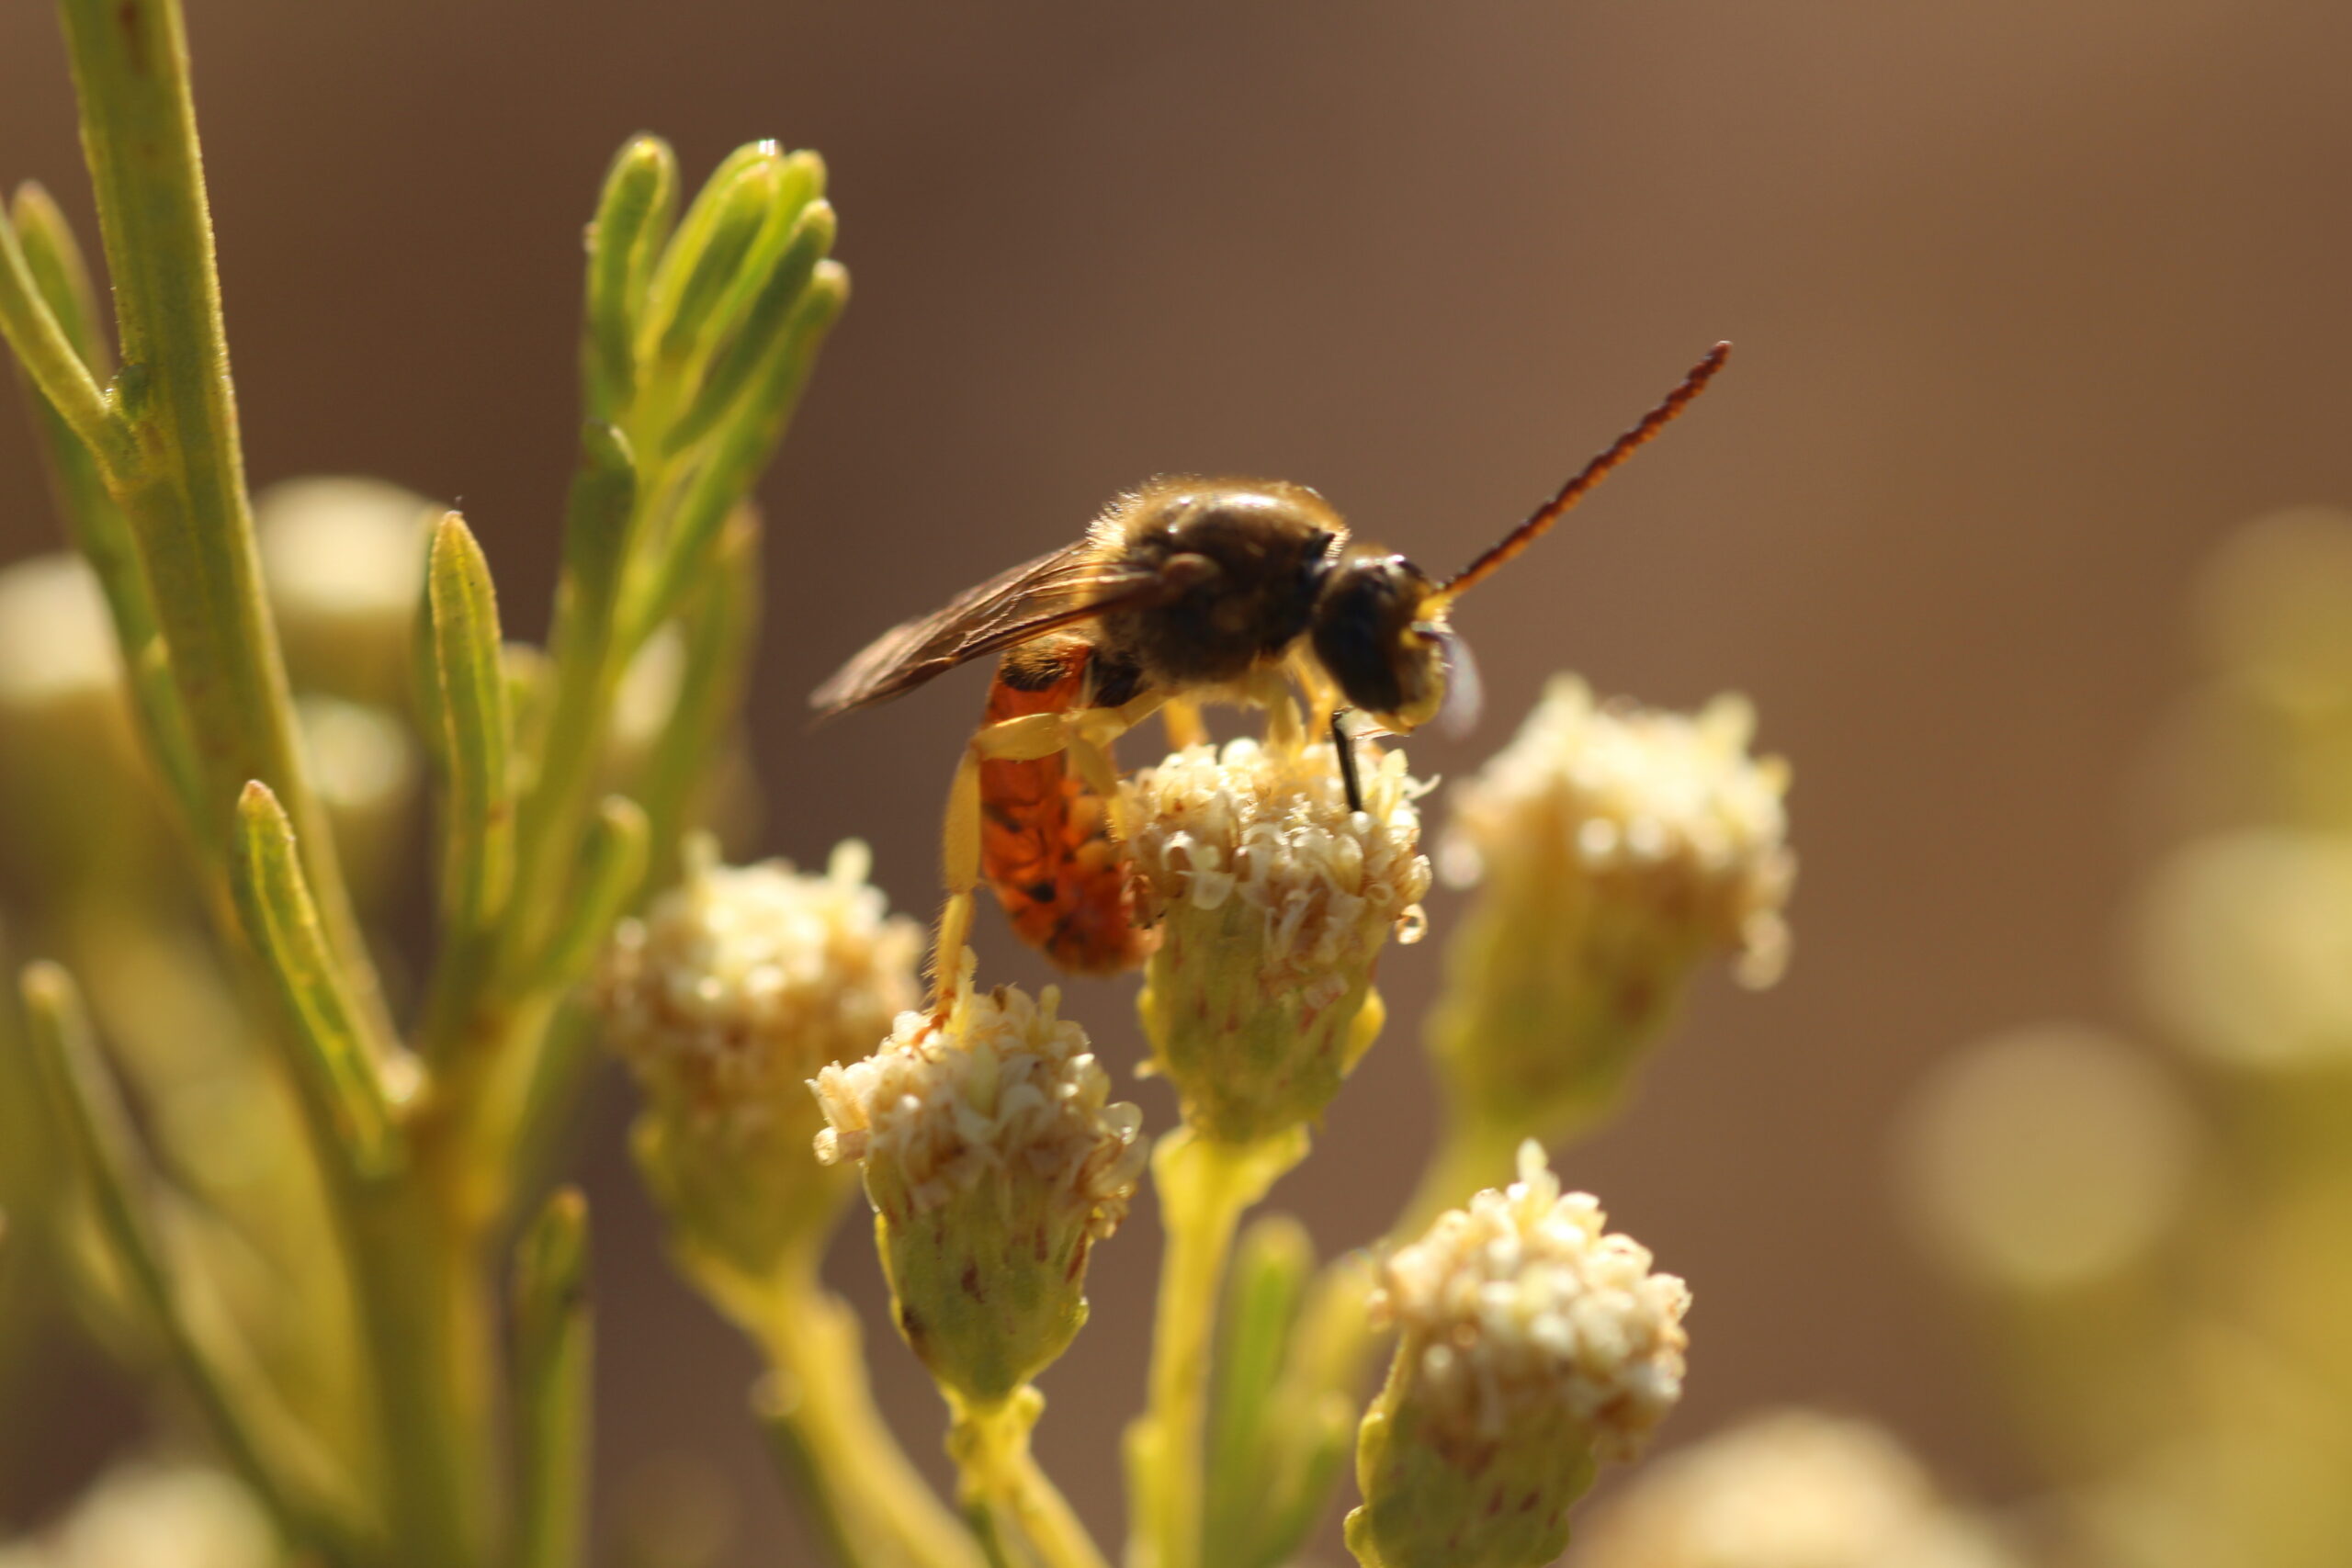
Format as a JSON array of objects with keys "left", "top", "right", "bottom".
[{"left": 1310, "top": 549, "right": 1453, "bottom": 732}]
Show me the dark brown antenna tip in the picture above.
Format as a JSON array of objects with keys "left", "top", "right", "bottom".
[{"left": 1441, "top": 341, "right": 1732, "bottom": 600}]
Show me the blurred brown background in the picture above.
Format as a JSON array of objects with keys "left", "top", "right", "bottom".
[{"left": 4, "top": 0, "right": 2350, "bottom": 1560}]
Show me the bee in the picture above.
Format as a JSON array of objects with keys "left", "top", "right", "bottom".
[{"left": 814, "top": 343, "right": 1730, "bottom": 981}]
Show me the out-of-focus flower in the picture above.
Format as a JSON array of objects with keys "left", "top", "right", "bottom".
[
  {"left": 254, "top": 476, "right": 437, "bottom": 707},
  {"left": 1430, "top": 676, "right": 1793, "bottom": 1140},
  {"left": 1898, "top": 1023, "right": 2199, "bottom": 1292},
  {"left": 813, "top": 957, "right": 1145, "bottom": 1406},
  {"left": 297, "top": 695, "right": 419, "bottom": 914},
  {"left": 0, "top": 554, "right": 158, "bottom": 898},
  {"left": 0, "top": 1459, "right": 280, "bottom": 1568},
  {"left": 595, "top": 839, "right": 920, "bottom": 1280},
  {"left": 2133, "top": 829, "right": 2352, "bottom": 1072},
  {"left": 1123, "top": 735, "right": 1430, "bottom": 1145},
  {"left": 1567, "top": 1409, "right": 2019, "bottom": 1568},
  {"left": 1345, "top": 1142, "right": 1689, "bottom": 1568}
]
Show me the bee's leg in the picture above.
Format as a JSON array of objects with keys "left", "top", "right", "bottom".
[
  {"left": 1076, "top": 693, "right": 1161, "bottom": 840},
  {"left": 1160, "top": 696, "right": 1207, "bottom": 750},
  {"left": 929, "top": 713, "right": 1083, "bottom": 1013},
  {"left": 1329, "top": 708, "right": 1363, "bottom": 814}
]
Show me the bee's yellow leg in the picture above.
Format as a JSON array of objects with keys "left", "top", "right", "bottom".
[{"left": 1160, "top": 696, "right": 1207, "bottom": 750}]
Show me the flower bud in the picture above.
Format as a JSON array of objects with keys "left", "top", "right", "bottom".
[
  {"left": 594, "top": 840, "right": 920, "bottom": 1280},
  {"left": 1569, "top": 1409, "right": 2021, "bottom": 1568},
  {"left": 254, "top": 476, "right": 437, "bottom": 707},
  {"left": 1431, "top": 676, "right": 1793, "bottom": 1139},
  {"left": 811, "top": 958, "right": 1145, "bottom": 1406},
  {"left": 1123, "top": 736, "right": 1430, "bottom": 1145},
  {"left": 1345, "top": 1143, "right": 1690, "bottom": 1568}
]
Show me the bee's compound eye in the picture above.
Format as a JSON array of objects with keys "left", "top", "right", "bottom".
[{"left": 1313, "top": 556, "right": 1437, "bottom": 724}]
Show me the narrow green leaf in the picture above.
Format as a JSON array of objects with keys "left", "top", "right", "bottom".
[
  {"left": 426, "top": 513, "right": 516, "bottom": 935},
  {"left": 673, "top": 150, "right": 823, "bottom": 373},
  {"left": 1205, "top": 1214, "right": 1316, "bottom": 1568},
  {"left": 539, "top": 795, "right": 650, "bottom": 991},
  {"left": 559, "top": 421, "right": 639, "bottom": 629},
  {"left": 514, "top": 1187, "right": 593, "bottom": 1568},
  {"left": 633, "top": 261, "right": 848, "bottom": 639},
  {"left": 631, "top": 512, "right": 760, "bottom": 886},
  {"left": 639, "top": 141, "right": 781, "bottom": 349},
  {"left": 649, "top": 160, "right": 783, "bottom": 369},
  {"left": 17, "top": 962, "right": 319, "bottom": 1543},
  {"left": 231, "top": 783, "right": 401, "bottom": 1178},
  {"left": 9, "top": 183, "right": 107, "bottom": 374},
  {"left": 0, "top": 197, "right": 133, "bottom": 480},
  {"left": 8, "top": 186, "right": 207, "bottom": 833},
  {"left": 662, "top": 200, "right": 835, "bottom": 459},
  {"left": 582, "top": 135, "right": 678, "bottom": 423}
]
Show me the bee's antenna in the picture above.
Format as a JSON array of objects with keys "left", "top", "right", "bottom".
[{"left": 1439, "top": 341, "right": 1731, "bottom": 600}]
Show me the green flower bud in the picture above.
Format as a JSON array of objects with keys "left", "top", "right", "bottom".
[
  {"left": 811, "top": 959, "right": 1145, "bottom": 1406},
  {"left": 1346, "top": 1143, "right": 1689, "bottom": 1568},
  {"left": 1431, "top": 676, "right": 1793, "bottom": 1139},
  {"left": 594, "top": 840, "right": 920, "bottom": 1282},
  {"left": 1124, "top": 737, "right": 1431, "bottom": 1145},
  {"left": 1570, "top": 1409, "right": 2021, "bottom": 1568}
]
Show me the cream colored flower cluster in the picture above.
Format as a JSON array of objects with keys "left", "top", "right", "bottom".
[
  {"left": 1373, "top": 1141, "right": 1690, "bottom": 1461},
  {"left": 1123, "top": 736, "right": 1432, "bottom": 987},
  {"left": 811, "top": 972, "right": 1146, "bottom": 1238},
  {"left": 594, "top": 840, "right": 920, "bottom": 1134},
  {"left": 1443, "top": 675, "right": 1793, "bottom": 987},
  {"left": 1570, "top": 1410, "right": 2019, "bottom": 1568}
]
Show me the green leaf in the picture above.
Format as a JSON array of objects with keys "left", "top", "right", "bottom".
[
  {"left": 630, "top": 511, "right": 760, "bottom": 875},
  {"left": 558, "top": 420, "right": 639, "bottom": 636},
  {"left": 426, "top": 513, "right": 516, "bottom": 937},
  {"left": 633, "top": 260, "right": 847, "bottom": 639},
  {"left": 230, "top": 783, "right": 402, "bottom": 1178},
  {"left": 513, "top": 1187, "right": 593, "bottom": 1568},
  {"left": 538, "top": 795, "right": 650, "bottom": 992},
  {"left": 0, "top": 191, "right": 132, "bottom": 479},
  {"left": 18, "top": 961, "right": 340, "bottom": 1548},
  {"left": 639, "top": 141, "right": 782, "bottom": 357},
  {"left": 582, "top": 135, "right": 678, "bottom": 424},
  {"left": 650, "top": 159, "right": 784, "bottom": 371},
  {"left": 663, "top": 199, "right": 835, "bottom": 459}
]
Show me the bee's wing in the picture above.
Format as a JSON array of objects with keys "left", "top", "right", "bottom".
[{"left": 810, "top": 541, "right": 1179, "bottom": 716}]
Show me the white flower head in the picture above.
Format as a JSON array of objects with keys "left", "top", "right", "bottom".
[
  {"left": 810, "top": 956, "right": 1146, "bottom": 1403},
  {"left": 1443, "top": 675, "right": 1793, "bottom": 988},
  {"left": 1373, "top": 1140, "right": 1690, "bottom": 1462},
  {"left": 810, "top": 962, "right": 1146, "bottom": 1238},
  {"left": 595, "top": 840, "right": 921, "bottom": 1136},
  {"left": 1123, "top": 736, "right": 1430, "bottom": 1141}
]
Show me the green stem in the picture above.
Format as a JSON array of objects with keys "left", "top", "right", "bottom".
[
  {"left": 1126, "top": 1127, "right": 1309, "bottom": 1568},
  {"left": 948, "top": 1392, "right": 1110, "bottom": 1568},
  {"left": 739, "top": 1268, "right": 981, "bottom": 1568},
  {"left": 52, "top": 0, "right": 384, "bottom": 1029},
  {"left": 345, "top": 1171, "right": 501, "bottom": 1568}
]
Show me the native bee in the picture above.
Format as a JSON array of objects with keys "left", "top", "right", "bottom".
[{"left": 814, "top": 343, "right": 1730, "bottom": 979}]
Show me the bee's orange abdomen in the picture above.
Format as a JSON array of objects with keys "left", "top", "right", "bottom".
[{"left": 978, "top": 650, "right": 1153, "bottom": 975}]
